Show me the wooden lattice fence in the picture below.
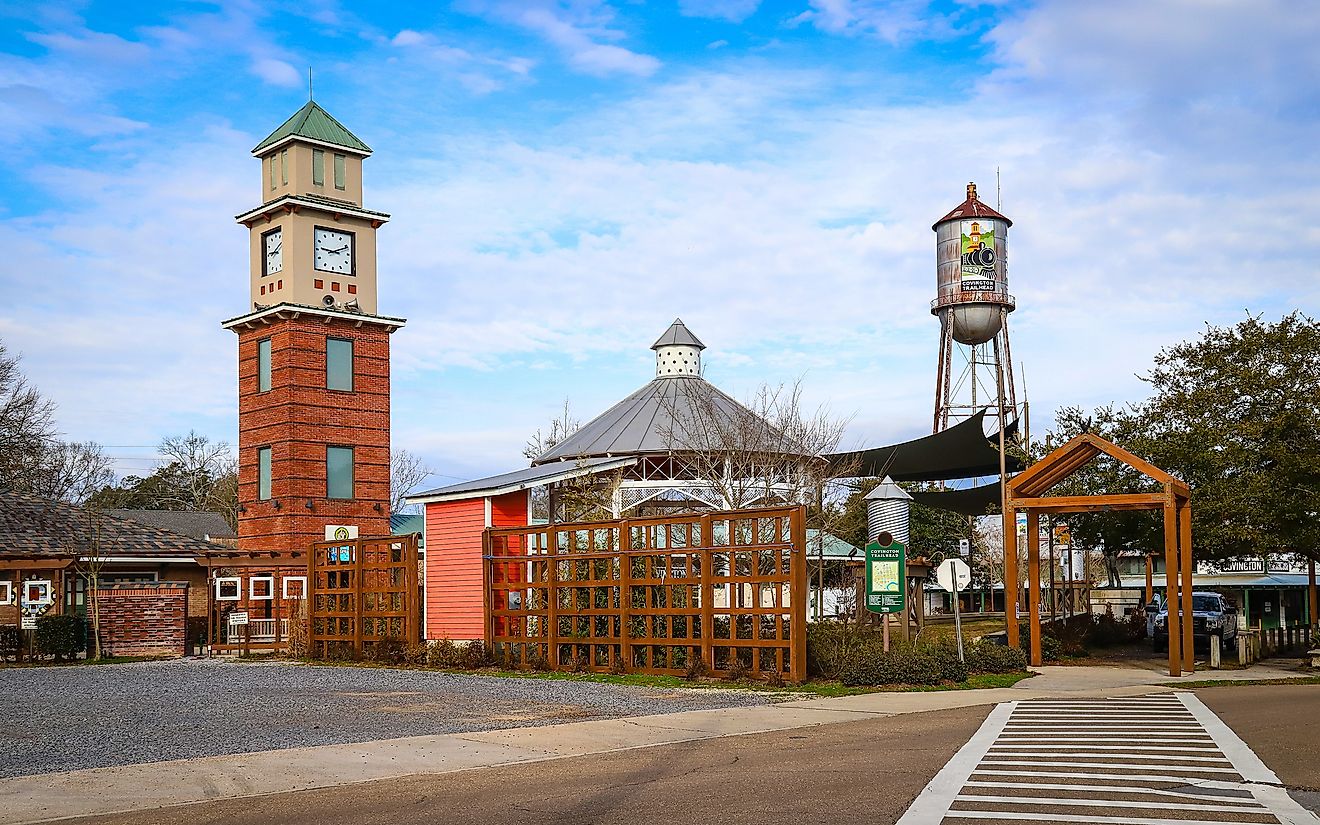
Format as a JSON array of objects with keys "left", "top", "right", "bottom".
[
  {"left": 309, "top": 534, "right": 420, "bottom": 657},
  {"left": 484, "top": 506, "right": 807, "bottom": 683}
]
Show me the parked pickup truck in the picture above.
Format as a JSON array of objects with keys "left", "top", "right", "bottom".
[{"left": 1153, "top": 591, "right": 1237, "bottom": 652}]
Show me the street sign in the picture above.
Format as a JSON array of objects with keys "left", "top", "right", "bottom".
[
  {"left": 958, "top": 538, "right": 970, "bottom": 556},
  {"left": 864, "top": 536, "right": 906, "bottom": 614},
  {"left": 937, "top": 558, "right": 972, "bottom": 593},
  {"left": 229, "top": 610, "right": 250, "bottom": 626}
]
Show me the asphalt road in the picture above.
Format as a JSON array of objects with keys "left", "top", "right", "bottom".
[
  {"left": 1196, "top": 683, "right": 1320, "bottom": 813},
  {"left": 71, "top": 705, "right": 992, "bottom": 825}
]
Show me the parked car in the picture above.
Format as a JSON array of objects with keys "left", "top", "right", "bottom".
[{"left": 1153, "top": 591, "right": 1237, "bottom": 652}]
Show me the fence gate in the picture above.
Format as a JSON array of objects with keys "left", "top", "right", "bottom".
[
  {"left": 484, "top": 505, "right": 807, "bottom": 683},
  {"left": 309, "top": 534, "right": 420, "bottom": 657}
]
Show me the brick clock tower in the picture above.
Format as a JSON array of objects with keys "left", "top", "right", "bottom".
[{"left": 223, "top": 100, "right": 404, "bottom": 555}]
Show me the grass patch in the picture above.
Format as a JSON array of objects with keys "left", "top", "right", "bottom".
[
  {"left": 1181, "top": 675, "right": 1320, "bottom": 689},
  {"left": 270, "top": 656, "right": 1032, "bottom": 696},
  {"left": 0, "top": 655, "right": 170, "bottom": 669}
]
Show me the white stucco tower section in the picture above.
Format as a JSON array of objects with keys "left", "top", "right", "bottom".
[{"left": 651, "top": 318, "right": 706, "bottom": 377}]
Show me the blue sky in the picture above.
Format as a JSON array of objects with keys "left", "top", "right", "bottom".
[{"left": 1, "top": 0, "right": 1317, "bottom": 487}]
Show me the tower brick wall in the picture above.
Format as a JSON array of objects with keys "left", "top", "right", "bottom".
[{"left": 236, "top": 315, "right": 392, "bottom": 554}]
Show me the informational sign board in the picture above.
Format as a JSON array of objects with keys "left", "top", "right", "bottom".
[
  {"left": 20, "top": 616, "right": 36, "bottom": 630},
  {"left": 229, "top": 610, "right": 250, "bottom": 626},
  {"left": 958, "top": 538, "right": 970, "bottom": 556},
  {"left": 937, "top": 558, "right": 972, "bottom": 593},
  {"left": 325, "top": 524, "right": 359, "bottom": 541},
  {"left": 864, "top": 538, "right": 906, "bottom": 614}
]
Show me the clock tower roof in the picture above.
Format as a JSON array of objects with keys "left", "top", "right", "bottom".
[{"left": 252, "top": 99, "right": 372, "bottom": 156}]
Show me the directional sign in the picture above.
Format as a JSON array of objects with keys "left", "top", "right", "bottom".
[
  {"left": 229, "top": 610, "right": 250, "bottom": 626},
  {"left": 937, "top": 558, "right": 972, "bottom": 593},
  {"left": 864, "top": 535, "right": 906, "bottom": 614}
]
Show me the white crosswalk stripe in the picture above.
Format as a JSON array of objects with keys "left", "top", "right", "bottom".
[{"left": 897, "top": 693, "right": 1320, "bottom": 825}]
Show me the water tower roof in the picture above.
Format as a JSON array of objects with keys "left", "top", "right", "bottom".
[
  {"left": 932, "top": 181, "right": 1012, "bottom": 230},
  {"left": 651, "top": 318, "right": 705, "bottom": 350}
]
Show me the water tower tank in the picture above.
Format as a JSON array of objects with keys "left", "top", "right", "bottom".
[{"left": 932, "top": 182, "right": 1015, "bottom": 345}]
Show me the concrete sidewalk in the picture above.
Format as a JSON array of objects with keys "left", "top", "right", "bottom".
[{"left": 1, "top": 662, "right": 1305, "bottom": 824}]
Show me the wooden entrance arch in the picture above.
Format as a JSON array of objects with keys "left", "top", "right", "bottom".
[{"left": 1005, "top": 434, "right": 1193, "bottom": 676}]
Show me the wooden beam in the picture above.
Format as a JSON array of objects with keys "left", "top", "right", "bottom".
[
  {"left": 1008, "top": 492, "right": 1166, "bottom": 513},
  {"left": 1027, "top": 510, "right": 1042, "bottom": 667},
  {"left": 1178, "top": 497, "right": 1194, "bottom": 674},
  {"left": 1163, "top": 496, "right": 1182, "bottom": 677},
  {"left": 1003, "top": 504, "right": 1019, "bottom": 649}
]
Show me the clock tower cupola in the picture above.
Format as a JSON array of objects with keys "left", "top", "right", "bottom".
[{"left": 223, "top": 99, "right": 405, "bottom": 555}]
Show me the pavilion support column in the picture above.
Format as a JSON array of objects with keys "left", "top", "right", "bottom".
[
  {"left": 1026, "top": 509, "right": 1042, "bottom": 667},
  {"left": 1163, "top": 494, "right": 1182, "bottom": 677},
  {"left": 1309, "top": 560, "right": 1317, "bottom": 629},
  {"left": 1178, "top": 497, "right": 1194, "bottom": 674},
  {"left": 1004, "top": 504, "right": 1019, "bottom": 649}
]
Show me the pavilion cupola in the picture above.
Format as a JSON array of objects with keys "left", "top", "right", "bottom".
[{"left": 651, "top": 318, "right": 705, "bottom": 378}]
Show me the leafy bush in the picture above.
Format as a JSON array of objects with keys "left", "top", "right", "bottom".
[
  {"left": 459, "top": 640, "right": 493, "bottom": 670},
  {"left": 371, "top": 635, "right": 405, "bottom": 664},
  {"left": 964, "top": 641, "right": 1027, "bottom": 674},
  {"left": 402, "top": 643, "right": 429, "bottom": 665},
  {"left": 35, "top": 615, "right": 85, "bottom": 660},
  {"left": 427, "top": 638, "right": 461, "bottom": 668},
  {"left": 0, "top": 626, "right": 19, "bottom": 661},
  {"left": 840, "top": 646, "right": 946, "bottom": 687}
]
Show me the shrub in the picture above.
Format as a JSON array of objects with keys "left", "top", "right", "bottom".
[
  {"left": 928, "top": 643, "right": 970, "bottom": 684},
  {"left": 0, "top": 626, "right": 19, "bottom": 661},
  {"left": 840, "top": 646, "right": 947, "bottom": 687},
  {"left": 685, "top": 657, "right": 709, "bottom": 680},
  {"left": 964, "top": 641, "right": 1027, "bottom": 674},
  {"left": 372, "top": 636, "right": 405, "bottom": 664},
  {"left": 402, "top": 642, "right": 429, "bottom": 666},
  {"left": 427, "top": 638, "right": 461, "bottom": 668},
  {"left": 806, "top": 621, "right": 878, "bottom": 680},
  {"left": 459, "top": 640, "right": 493, "bottom": 670},
  {"left": 727, "top": 658, "right": 751, "bottom": 681},
  {"left": 35, "top": 615, "right": 85, "bottom": 660}
]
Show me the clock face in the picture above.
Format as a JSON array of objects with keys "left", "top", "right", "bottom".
[
  {"left": 314, "top": 227, "right": 354, "bottom": 274},
  {"left": 263, "top": 228, "right": 282, "bottom": 275}
]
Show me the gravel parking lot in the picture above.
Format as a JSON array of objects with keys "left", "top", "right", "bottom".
[{"left": 0, "top": 659, "right": 774, "bottom": 778}]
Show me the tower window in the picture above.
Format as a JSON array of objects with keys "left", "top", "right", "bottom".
[
  {"left": 280, "top": 149, "right": 288, "bottom": 185},
  {"left": 258, "top": 446, "right": 272, "bottom": 501},
  {"left": 313, "top": 149, "right": 325, "bottom": 186},
  {"left": 327, "top": 446, "right": 354, "bottom": 500},
  {"left": 257, "top": 337, "right": 271, "bottom": 392},
  {"left": 327, "top": 337, "right": 353, "bottom": 391},
  {"left": 333, "top": 154, "right": 345, "bottom": 190},
  {"left": 314, "top": 279, "right": 324, "bottom": 289},
  {"left": 268, "top": 155, "right": 276, "bottom": 190}
]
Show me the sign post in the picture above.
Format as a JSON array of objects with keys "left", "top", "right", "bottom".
[
  {"left": 865, "top": 533, "right": 907, "bottom": 652},
  {"left": 938, "top": 558, "right": 973, "bottom": 663}
]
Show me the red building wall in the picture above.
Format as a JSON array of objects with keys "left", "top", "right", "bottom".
[
  {"left": 424, "top": 491, "right": 528, "bottom": 641},
  {"left": 235, "top": 315, "right": 393, "bottom": 554}
]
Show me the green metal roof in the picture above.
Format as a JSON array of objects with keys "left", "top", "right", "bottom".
[{"left": 253, "top": 100, "right": 372, "bottom": 155}]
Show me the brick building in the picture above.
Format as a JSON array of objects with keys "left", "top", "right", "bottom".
[{"left": 0, "top": 492, "right": 231, "bottom": 655}]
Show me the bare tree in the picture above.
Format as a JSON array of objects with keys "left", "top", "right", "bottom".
[
  {"left": 0, "top": 344, "right": 56, "bottom": 491},
  {"left": 390, "top": 449, "right": 433, "bottom": 515},
  {"left": 523, "top": 398, "right": 579, "bottom": 462},
  {"left": 158, "top": 431, "right": 235, "bottom": 511},
  {"left": 27, "top": 441, "right": 114, "bottom": 504},
  {"left": 659, "top": 378, "right": 855, "bottom": 511}
]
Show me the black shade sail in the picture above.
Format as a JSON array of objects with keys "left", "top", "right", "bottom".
[
  {"left": 824, "top": 411, "right": 1023, "bottom": 482},
  {"left": 909, "top": 481, "right": 1003, "bottom": 516}
]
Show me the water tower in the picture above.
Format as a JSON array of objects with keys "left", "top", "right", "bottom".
[{"left": 931, "top": 182, "right": 1021, "bottom": 434}]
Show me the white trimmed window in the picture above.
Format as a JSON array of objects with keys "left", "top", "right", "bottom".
[
  {"left": 282, "top": 576, "right": 308, "bottom": 599},
  {"left": 215, "top": 577, "right": 241, "bottom": 601},
  {"left": 23, "top": 580, "right": 52, "bottom": 605},
  {"left": 249, "top": 576, "right": 275, "bottom": 600},
  {"left": 0, "top": 581, "right": 11, "bottom": 604}
]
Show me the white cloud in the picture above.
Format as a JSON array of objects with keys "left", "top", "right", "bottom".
[
  {"left": 466, "top": 1, "right": 661, "bottom": 78},
  {"left": 251, "top": 57, "right": 302, "bottom": 88},
  {"left": 790, "top": 0, "right": 955, "bottom": 43}
]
